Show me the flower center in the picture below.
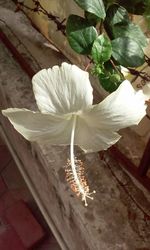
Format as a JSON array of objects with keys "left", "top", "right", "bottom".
[{"left": 65, "top": 114, "right": 96, "bottom": 206}]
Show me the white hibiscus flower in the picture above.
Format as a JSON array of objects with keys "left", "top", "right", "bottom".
[{"left": 2, "top": 62, "right": 146, "bottom": 205}]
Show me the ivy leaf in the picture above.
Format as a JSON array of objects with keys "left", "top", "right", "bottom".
[
  {"left": 144, "top": 0, "right": 150, "bottom": 27},
  {"left": 112, "top": 37, "right": 145, "bottom": 67},
  {"left": 84, "top": 11, "right": 101, "bottom": 26},
  {"left": 104, "top": 4, "right": 148, "bottom": 49},
  {"left": 92, "top": 61, "right": 123, "bottom": 92},
  {"left": 104, "top": 4, "right": 130, "bottom": 38},
  {"left": 105, "top": 4, "right": 130, "bottom": 27},
  {"left": 99, "top": 73, "right": 122, "bottom": 92},
  {"left": 99, "top": 62, "right": 123, "bottom": 92},
  {"left": 112, "top": 22, "right": 148, "bottom": 49},
  {"left": 91, "top": 34, "right": 112, "bottom": 63},
  {"left": 103, "top": 0, "right": 116, "bottom": 9},
  {"left": 66, "top": 15, "right": 97, "bottom": 55},
  {"left": 116, "top": 0, "right": 146, "bottom": 15},
  {"left": 74, "top": 0, "right": 106, "bottom": 19}
]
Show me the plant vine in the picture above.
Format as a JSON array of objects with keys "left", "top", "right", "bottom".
[{"left": 16, "top": 0, "right": 150, "bottom": 93}]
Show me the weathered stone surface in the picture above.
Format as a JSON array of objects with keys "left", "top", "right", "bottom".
[{"left": 0, "top": 32, "right": 150, "bottom": 250}]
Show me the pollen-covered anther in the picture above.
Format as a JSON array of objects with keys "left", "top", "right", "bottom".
[{"left": 65, "top": 157, "right": 96, "bottom": 206}]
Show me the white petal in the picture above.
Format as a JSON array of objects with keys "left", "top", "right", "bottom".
[
  {"left": 32, "top": 62, "right": 93, "bottom": 114},
  {"left": 87, "top": 80, "right": 146, "bottom": 130},
  {"left": 2, "top": 108, "right": 73, "bottom": 144},
  {"left": 75, "top": 80, "right": 146, "bottom": 153},
  {"left": 75, "top": 116, "right": 121, "bottom": 152}
]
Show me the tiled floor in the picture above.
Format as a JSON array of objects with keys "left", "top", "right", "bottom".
[{"left": 0, "top": 135, "right": 61, "bottom": 250}]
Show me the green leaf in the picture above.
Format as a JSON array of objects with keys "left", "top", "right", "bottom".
[
  {"left": 104, "top": 4, "right": 148, "bottom": 49},
  {"left": 84, "top": 11, "right": 101, "bottom": 26},
  {"left": 105, "top": 4, "right": 129, "bottom": 26},
  {"left": 91, "top": 63, "right": 103, "bottom": 76},
  {"left": 103, "top": 0, "right": 116, "bottom": 9},
  {"left": 99, "top": 61, "right": 123, "bottom": 92},
  {"left": 104, "top": 4, "right": 130, "bottom": 38},
  {"left": 66, "top": 15, "right": 98, "bottom": 55},
  {"left": 116, "top": 0, "right": 146, "bottom": 15},
  {"left": 74, "top": 0, "right": 106, "bottom": 19},
  {"left": 91, "top": 34, "right": 112, "bottom": 63},
  {"left": 112, "top": 23, "right": 148, "bottom": 48},
  {"left": 108, "top": 0, "right": 150, "bottom": 15},
  {"left": 112, "top": 37, "right": 145, "bottom": 67},
  {"left": 99, "top": 73, "right": 122, "bottom": 92},
  {"left": 92, "top": 61, "right": 123, "bottom": 92},
  {"left": 144, "top": 0, "right": 150, "bottom": 27}
]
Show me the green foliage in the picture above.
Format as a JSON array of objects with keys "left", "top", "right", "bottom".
[
  {"left": 93, "top": 62, "right": 123, "bottom": 92},
  {"left": 84, "top": 11, "right": 101, "bottom": 26},
  {"left": 104, "top": 4, "right": 147, "bottom": 48},
  {"left": 105, "top": 4, "right": 129, "bottom": 27},
  {"left": 99, "top": 72, "right": 122, "bottom": 92},
  {"left": 111, "top": 37, "right": 145, "bottom": 67},
  {"left": 116, "top": 0, "right": 146, "bottom": 15},
  {"left": 66, "top": 15, "right": 97, "bottom": 54},
  {"left": 112, "top": 23, "right": 148, "bottom": 48},
  {"left": 115, "top": 0, "right": 150, "bottom": 21},
  {"left": 103, "top": 0, "right": 116, "bottom": 9},
  {"left": 144, "top": 0, "right": 150, "bottom": 27},
  {"left": 66, "top": 0, "right": 149, "bottom": 92},
  {"left": 74, "top": 0, "right": 106, "bottom": 19},
  {"left": 91, "top": 34, "right": 112, "bottom": 63}
]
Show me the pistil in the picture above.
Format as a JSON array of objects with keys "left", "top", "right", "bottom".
[{"left": 66, "top": 115, "right": 96, "bottom": 206}]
